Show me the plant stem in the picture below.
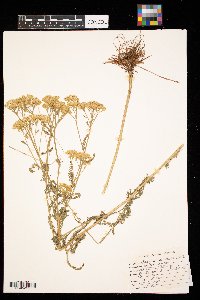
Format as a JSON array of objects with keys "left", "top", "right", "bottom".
[
  {"left": 73, "top": 117, "right": 93, "bottom": 188},
  {"left": 75, "top": 109, "right": 83, "bottom": 149},
  {"left": 102, "top": 72, "right": 133, "bottom": 194},
  {"left": 53, "top": 114, "right": 62, "bottom": 238},
  {"left": 138, "top": 66, "right": 179, "bottom": 83},
  {"left": 26, "top": 126, "right": 43, "bottom": 167},
  {"left": 9, "top": 145, "right": 37, "bottom": 160},
  {"left": 64, "top": 144, "right": 183, "bottom": 251}
]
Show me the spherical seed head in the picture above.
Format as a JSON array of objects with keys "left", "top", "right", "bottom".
[{"left": 105, "top": 34, "right": 147, "bottom": 74}]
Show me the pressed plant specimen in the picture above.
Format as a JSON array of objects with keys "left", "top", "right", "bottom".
[
  {"left": 102, "top": 33, "right": 179, "bottom": 194},
  {"left": 5, "top": 94, "right": 183, "bottom": 270}
]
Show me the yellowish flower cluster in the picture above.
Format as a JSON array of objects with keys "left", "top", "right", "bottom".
[
  {"left": 59, "top": 183, "right": 72, "bottom": 194},
  {"left": 42, "top": 96, "right": 70, "bottom": 115},
  {"left": 64, "top": 95, "right": 106, "bottom": 112},
  {"left": 64, "top": 95, "right": 80, "bottom": 107},
  {"left": 5, "top": 95, "right": 41, "bottom": 111},
  {"left": 78, "top": 101, "right": 106, "bottom": 112},
  {"left": 13, "top": 114, "right": 50, "bottom": 131},
  {"left": 66, "top": 150, "right": 93, "bottom": 164}
]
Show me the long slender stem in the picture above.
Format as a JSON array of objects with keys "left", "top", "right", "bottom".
[
  {"left": 15, "top": 114, "right": 40, "bottom": 167},
  {"left": 63, "top": 144, "right": 183, "bottom": 251},
  {"left": 137, "top": 66, "right": 179, "bottom": 83},
  {"left": 26, "top": 127, "right": 43, "bottom": 167},
  {"left": 66, "top": 114, "right": 100, "bottom": 244},
  {"left": 52, "top": 114, "right": 62, "bottom": 238},
  {"left": 45, "top": 133, "right": 52, "bottom": 183},
  {"left": 102, "top": 72, "right": 133, "bottom": 194},
  {"left": 75, "top": 108, "right": 83, "bottom": 149},
  {"left": 9, "top": 145, "right": 38, "bottom": 160},
  {"left": 73, "top": 117, "right": 93, "bottom": 188}
]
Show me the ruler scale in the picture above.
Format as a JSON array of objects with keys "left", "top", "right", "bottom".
[{"left": 18, "top": 15, "right": 109, "bottom": 29}]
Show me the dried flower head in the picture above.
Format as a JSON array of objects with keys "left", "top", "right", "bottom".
[
  {"left": 65, "top": 150, "right": 93, "bottom": 164},
  {"left": 78, "top": 101, "right": 106, "bottom": 112},
  {"left": 64, "top": 95, "right": 80, "bottom": 108},
  {"left": 5, "top": 95, "right": 41, "bottom": 111},
  {"left": 59, "top": 183, "right": 73, "bottom": 195},
  {"left": 13, "top": 114, "right": 50, "bottom": 131},
  {"left": 42, "top": 95, "right": 70, "bottom": 115},
  {"left": 12, "top": 119, "right": 26, "bottom": 131},
  {"left": 105, "top": 34, "right": 147, "bottom": 74}
]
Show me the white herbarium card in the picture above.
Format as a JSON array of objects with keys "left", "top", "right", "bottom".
[{"left": 4, "top": 30, "right": 189, "bottom": 293}]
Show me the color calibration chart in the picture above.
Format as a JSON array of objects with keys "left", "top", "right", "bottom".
[{"left": 137, "top": 4, "right": 162, "bottom": 26}]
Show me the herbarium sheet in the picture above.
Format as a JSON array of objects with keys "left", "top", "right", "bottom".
[{"left": 4, "top": 30, "right": 190, "bottom": 293}]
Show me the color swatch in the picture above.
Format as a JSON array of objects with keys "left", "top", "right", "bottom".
[{"left": 137, "top": 4, "right": 162, "bottom": 26}]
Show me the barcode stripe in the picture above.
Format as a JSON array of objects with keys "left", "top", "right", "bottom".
[{"left": 10, "top": 281, "right": 37, "bottom": 289}]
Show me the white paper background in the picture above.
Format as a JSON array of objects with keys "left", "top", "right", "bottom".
[{"left": 4, "top": 30, "right": 187, "bottom": 293}]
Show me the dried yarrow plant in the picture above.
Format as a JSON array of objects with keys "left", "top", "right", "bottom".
[
  {"left": 102, "top": 33, "right": 179, "bottom": 194},
  {"left": 6, "top": 94, "right": 183, "bottom": 270}
]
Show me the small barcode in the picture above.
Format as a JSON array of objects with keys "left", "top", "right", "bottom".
[{"left": 10, "top": 281, "right": 37, "bottom": 289}]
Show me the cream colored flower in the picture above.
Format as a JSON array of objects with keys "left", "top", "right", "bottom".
[
  {"left": 42, "top": 95, "right": 70, "bottom": 115},
  {"left": 12, "top": 114, "right": 50, "bottom": 131},
  {"left": 78, "top": 101, "right": 106, "bottom": 112},
  {"left": 5, "top": 95, "right": 41, "bottom": 111},
  {"left": 65, "top": 150, "right": 93, "bottom": 164},
  {"left": 59, "top": 183, "right": 72, "bottom": 194},
  {"left": 64, "top": 95, "right": 80, "bottom": 108}
]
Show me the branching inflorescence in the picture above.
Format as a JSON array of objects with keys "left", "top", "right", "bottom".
[
  {"left": 6, "top": 93, "right": 183, "bottom": 270},
  {"left": 6, "top": 35, "right": 183, "bottom": 271}
]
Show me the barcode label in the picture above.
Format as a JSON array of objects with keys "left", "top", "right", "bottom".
[{"left": 10, "top": 281, "right": 37, "bottom": 289}]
